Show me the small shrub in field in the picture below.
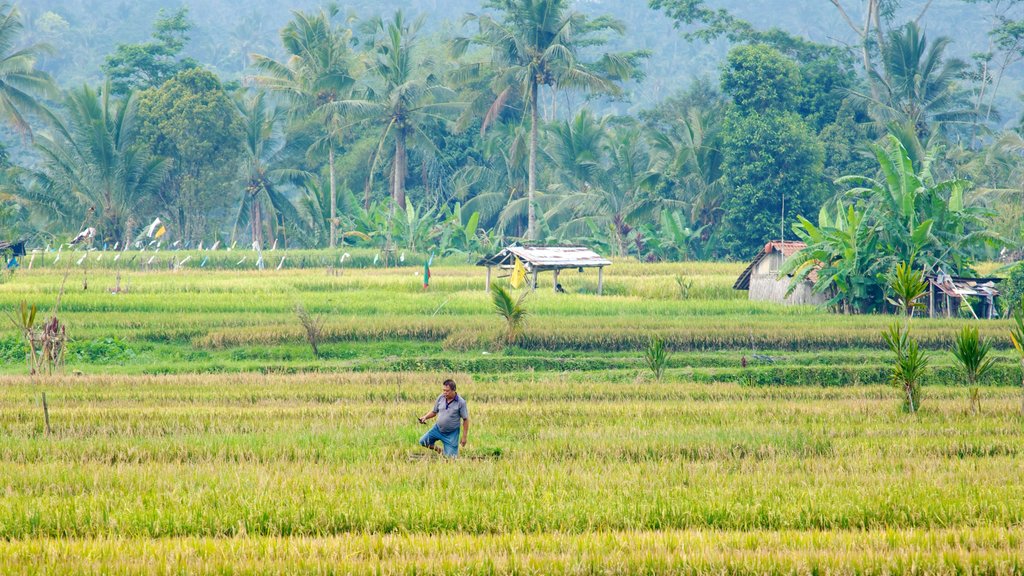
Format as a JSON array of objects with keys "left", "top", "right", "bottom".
[
  {"left": 491, "top": 284, "right": 528, "bottom": 345},
  {"left": 295, "top": 304, "right": 326, "bottom": 359},
  {"left": 883, "top": 323, "right": 927, "bottom": 414},
  {"left": 644, "top": 336, "right": 670, "bottom": 380},
  {"left": 71, "top": 337, "right": 136, "bottom": 364},
  {"left": 887, "top": 262, "right": 928, "bottom": 319},
  {"left": 952, "top": 326, "right": 994, "bottom": 414},
  {"left": 674, "top": 275, "right": 692, "bottom": 299}
]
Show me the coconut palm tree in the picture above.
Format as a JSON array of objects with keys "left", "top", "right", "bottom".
[
  {"left": 345, "top": 12, "right": 459, "bottom": 221},
  {"left": 647, "top": 105, "right": 727, "bottom": 248},
  {"left": 455, "top": 0, "right": 637, "bottom": 241},
  {"left": 861, "top": 22, "right": 975, "bottom": 140},
  {"left": 251, "top": 6, "right": 359, "bottom": 248},
  {"left": 547, "top": 118, "right": 662, "bottom": 256},
  {"left": 31, "top": 84, "right": 168, "bottom": 246},
  {"left": 0, "top": 3, "right": 59, "bottom": 139},
  {"left": 233, "top": 90, "right": 309, "bottom": 248},
  {"left": 452, "top": 120, "right": 530, "bottom": 236}
]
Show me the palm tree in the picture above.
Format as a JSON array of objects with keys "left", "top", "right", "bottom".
[
  {"left": 251, "top": 7, "right": 358, "bottom": 248},
  {"left": 455, "top": 0, "right": 637, "bottom": 241},
  {"left": 491, "top": 282, "right": 528, "bottom": 344},
  {"left": 647, "top": 105, "right": 727, "bottom": 247},
  {"left": 861, "top": 22, "right": 975, "bottom": 140},
  {"left": 32, "top": 85, "right": 168, "bottom": 246},
  {"left": 0, "top": 3, "right": 58, "bottom": 139},
  {"left": 452, "top": 120, "right": 530, "bottom": 235},
  {"left": 233, "top": 90, "right": 309, "bottom": 248},
  {"left": 547, "top": 118, "right": 662, "bottom": 256},
  {"left": 346, "top": 12, "right": 459, "bottom": 226}
]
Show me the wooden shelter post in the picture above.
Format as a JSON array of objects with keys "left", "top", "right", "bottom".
[
  {"left": 531, "top": 268, "right": 538, "bottom": 290},
  {"left": 929, "top": 282, "right": 935, "bottom": 319},
  {"left": 552, "top": 269, "right": 560, "bottom": 292},
  {"left": 485, "top": 266, "right": 492, "bottom": 292},
  {"left": 597, "top": 266, "right": 604, "bottom": 296}
]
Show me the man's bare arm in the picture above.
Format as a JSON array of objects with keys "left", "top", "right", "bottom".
[
  {"left": 418, "top": 410, "right": 437, "bottom": 424},
  {"left": 460, "top": 419, "right": 469, "bottom": 445}
]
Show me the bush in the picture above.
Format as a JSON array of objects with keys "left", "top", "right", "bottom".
[
  {"left": 1001, "top": 262, "right": 1024, "bottom": 317},
  {"left": 70, "top": 337, "right": 137, "bottom": 364}
]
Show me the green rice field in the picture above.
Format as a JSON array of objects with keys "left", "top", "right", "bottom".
[{"left": 2, "top": 257, "right": 1023, "bottom": 574}]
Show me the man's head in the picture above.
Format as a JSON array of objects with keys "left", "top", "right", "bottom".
[{"left": 442, "top": 379, "right": 457, "bottom": 400}]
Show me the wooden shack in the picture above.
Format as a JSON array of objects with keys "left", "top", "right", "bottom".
[
  {"left": 0, "top": 239, "right": 26, "bottom": 257},
  {"left": 733, "top": 240, "right": 828, "bottom": 306},
  {"left": 926, "top": 271, "right": 1001, "bottom": 319},
  {"left": 476, "top": 244, "right": 612, "bottom": 294}
]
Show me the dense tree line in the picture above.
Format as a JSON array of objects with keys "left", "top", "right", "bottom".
[{"left": 1, "top": 0, "right": 1024, "bottom": 288}]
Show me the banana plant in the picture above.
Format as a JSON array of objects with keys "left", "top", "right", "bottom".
[{"left": 438, "top": 202, "right": 482, "bottom": 257}]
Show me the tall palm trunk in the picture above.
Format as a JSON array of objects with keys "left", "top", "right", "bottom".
[
  {"left": 394, "top": 129, "right": 408, "bottom": 210},
  {"left": 329, "top": 147, "right": 337, "bottom": 249},
  {"left": 527, "top": 83, "right": 538, "bottom": 242},
  {"left": 250, "top": 195, "right": 263, "bottom": 247}
]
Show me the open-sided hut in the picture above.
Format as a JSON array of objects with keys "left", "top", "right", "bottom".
[
  {"left": 926, "top": 270, "right": 1001, "bottom": 319},
  {"left": 476, "top": 244, "right": 612, "bottom": 294},
  {"left": 733, "top": 240, "right": 828, "bottom": 306}
]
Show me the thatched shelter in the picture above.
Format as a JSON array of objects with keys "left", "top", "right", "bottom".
[
  {"left": 733, "top": 240, "right": 828, "bottom": 306},
  {"left": 477, "top": 244, "right": 612, "bottom": 294}
]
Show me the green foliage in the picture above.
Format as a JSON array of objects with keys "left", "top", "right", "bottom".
[
  {"left": 952, "top": 325, "right": 995, "bottom": 414},
  {"left": 786, "top": 134, "right": 992, "bottom": 313},
  {"left": 135, "top": 68, "right": 244, "bottom": 242},
  {"left": 887, "top": 262, "right": 929, "bottom": 318},
  {"left": 1000, "top": 262, "right": 1024, "bottom": 316},
  {"left": 720, "top": 44, "right": 799, "bottom": 112},
  {"left": 720, "top": 109, "right": 825, "bottom": 258},
  {"left": 718, "top": 43, "right": 826, "bottom": 259},
  {"left": 0, "top": 3, "right": 59, "bottom": 137},
  {"left": 490, "top": 282, "right": 528, "bottom": 345},
  {"left": 861, "top": 22, "right": 974, "bottom": 140},
  {"left": 883, "top": 323, "right": 928, "bottom": 414},
  {"left": 644, "top": 335, "right": 671, "bottom": 380},
  {"left": 457, "top": 0, "right": 641, "bottom": 240},
  {"left": 70, "top": 337, "right": 136, "bottom": 364},
  {"left": 251, "top": 6, "right": 359, "bottom": 249},
  {"left": 102, "top": 8, "right": 198, "bottom": 96},
  {"left": 33, "top": 84, "right": 169, "bottom": 246},
  {"left": 232, "top": 89, "right": 308, "bottom": 248}
]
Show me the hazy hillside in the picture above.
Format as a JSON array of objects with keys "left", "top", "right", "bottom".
[{"left": 22, "top": 0, "right": 1019, "bottom": 117}]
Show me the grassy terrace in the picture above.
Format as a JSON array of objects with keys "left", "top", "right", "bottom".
[{"left": 1, "top": 260, "right": 1023, "bottom": 573}]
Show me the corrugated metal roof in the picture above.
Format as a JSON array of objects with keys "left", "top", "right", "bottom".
[{"left": 477, "top": 244, "right": 611, "bottom": 270}]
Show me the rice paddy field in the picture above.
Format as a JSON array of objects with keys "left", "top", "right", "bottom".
[{"left": 2, "top": 255, "right": 1024, "bottom": 574}]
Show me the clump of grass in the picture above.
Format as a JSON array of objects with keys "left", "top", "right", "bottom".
[{"left": 644, "top": 336, "right": 670, "bottom": 380}]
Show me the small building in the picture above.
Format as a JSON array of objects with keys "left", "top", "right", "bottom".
[
  {"left": 926, "top": 270, "right": 1001, "bottom": 319},
  {"left": 476, "top": 244, "right": 612, "bottom": 294},
  {"left": 733, "top": 240, "right": 828, "bottom": 306},
  {"left": 0, "top": 239, "right": 26, "bottom": 257}
]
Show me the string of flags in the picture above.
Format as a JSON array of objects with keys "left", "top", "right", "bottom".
[{"left": 9, "top": 217, "right": 438, "bottom": 274}]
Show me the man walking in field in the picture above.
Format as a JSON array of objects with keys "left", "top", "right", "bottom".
[{"left": 417, "top": 379, "right": 469, "bottom": 457}]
